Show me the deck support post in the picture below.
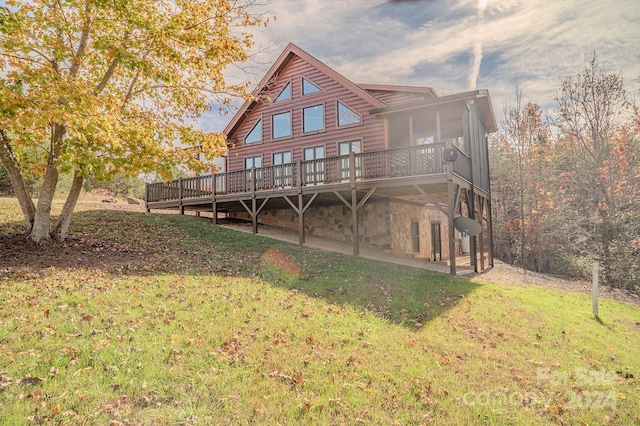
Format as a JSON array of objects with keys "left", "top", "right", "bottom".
[
  {"left": 478, "top": 196, "right": 485, "bottom": 271},
  {"left": 349, "top": 152, "right": 359, "bottom": 256},
  {"left": 487, "top": 198, "right": 494, "bottom": 268},
  {"left": 298, "top": 194, "right": 305, "bottom": 245},
  {"left": 334, "top": 187, "right": 376, "bottom": 257},
  {"left": 212, "top": 202, "right": 218, "bottom": 225},
  {"left": 351, "top": 188, "right": 359, "bottom": 256},
  {"left": 448, "top": 180, "right": 457, "bottom": 276},
  {"left": 239, "top": 197, "right": 269, "bottom": 235},
  {"left": 251, "top": 198, "right": 258, "bottom": 234},
  {"left": 283, "top": 194, "right": 317, "bottom": 247}
]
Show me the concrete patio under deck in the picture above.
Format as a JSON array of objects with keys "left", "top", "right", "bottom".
[{"left": 214, "top": 217, "right": 479, "bottom": 276}]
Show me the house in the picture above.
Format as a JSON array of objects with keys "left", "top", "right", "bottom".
[{"left": 145, "top": 43, "right": 497, "bottom": 275}]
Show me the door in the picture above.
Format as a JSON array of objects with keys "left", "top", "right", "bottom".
[
  {"left": 304, "top": 146, "right": 325, "bottom": 185},
  {"left": 338, "top": 140, "right": 362, "bottom": 181},
  {"left": 272, "top": 151, "right": 292, "bottom": 188},
  {"left": 411, "top": 220, "right": 420, "bottom": 253},
  {"left": 431, "top": 222, "right": 442, "bottom": 261},
  {"left": 245, "top": 156, "right": 262, "bottom": 190}
]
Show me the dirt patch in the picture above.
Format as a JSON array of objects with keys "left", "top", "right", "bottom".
[
  {"left": 0, "top": 232, "right": 148, "bottom": 276},
  {"left": 262, "top": 248, "right": 301, "bottom": 275}
]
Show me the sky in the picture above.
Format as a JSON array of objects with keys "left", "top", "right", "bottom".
[{"left": 203, "top": 0, "right": 640, "bottom": 132}]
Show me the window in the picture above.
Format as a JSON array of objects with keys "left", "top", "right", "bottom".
[
  {"left": 245, "top": 156, "right": 262, "bottom": 169},
  {"left": 275, "top": 83, "right": 291, "bottom": 102},
  {"left": 245, "top": 119, "right": 262, "bottom": 144},
  {"left": 304, "top": 145, "right": 324, "bottom": 161},
  {"left": 302, "top": 78, "right": 321, "bottom": 95},
  {"left": 415, "top": 133, "right": 434, "bottom": 145},
  {"left": 337, "top": 102, "right": 361, "bottom": 126},
  {"left": 338, "top": 140, "right": 361, "bottom": 156},
  {"left": 303, "top": 104, "right": 324, "bottom": 133},
  {"left": 272, "top": 112, "right": 291, "bottom": 139},
  {"left": 273, "top": 151, "right": 292, "bottom": 165}
]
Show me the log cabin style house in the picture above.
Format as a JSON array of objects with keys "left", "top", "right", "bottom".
[{"left": 146, "top": 43, "right": 497, "bottom": 275}]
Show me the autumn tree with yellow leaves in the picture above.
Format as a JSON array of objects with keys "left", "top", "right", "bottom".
[{"left": 0, "top": 0, "right": 267, "bottom": 243}]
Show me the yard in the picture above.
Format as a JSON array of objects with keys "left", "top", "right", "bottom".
[{"left": 1, "top": 197, "right": 638, "bottom": 425}]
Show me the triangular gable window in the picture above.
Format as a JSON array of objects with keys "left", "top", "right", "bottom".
[
  {"left": 302, "top": 78, "right": 321, "bottom": 95},
  {"left": 245, "top": 119, "right": 262, "bottom": 144},
  {"left": 337, "top": 102, "right": 361, "bottom": 126},
  {"left": 274, "top": 83, "right": 291, "bottom": 102}
]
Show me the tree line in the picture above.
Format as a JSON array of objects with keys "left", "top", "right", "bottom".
[{"left": 490, "top": 57, "right": 639, "bottom": 291}]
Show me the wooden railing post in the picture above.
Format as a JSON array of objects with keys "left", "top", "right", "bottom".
[
  {"left": 297, "top": 160, "right": 303, "bottom": 192},
  {"left": 251, "top": 167, "right": 256, "bottom": 195},
  {"left": 349, "top": 151, "right": 356, "bottom": 188},
  {"left": 178, "top": 178, "right": 184, "bottom": 214}
]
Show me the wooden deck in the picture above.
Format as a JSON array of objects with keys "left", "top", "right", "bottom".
[
  {"left": 145, "top": 142, "right": 473, "bottom": 212},
  {"left": 145, "top": 141, "right": 491, "bottom": 276}
]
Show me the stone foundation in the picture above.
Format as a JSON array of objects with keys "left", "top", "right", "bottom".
[
  {"left": 229, "top": 198, "right": 457, "bottom": 261},
  {"left": 390, "top": 204, "right": 451, "bottom": 260},
  {"left": 230, "top": 201, "right": 392, "bottom": 250}
]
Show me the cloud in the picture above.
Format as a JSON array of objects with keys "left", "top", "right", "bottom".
[{"left": 206, "top": 0, "right": 640, "bottom": 131}]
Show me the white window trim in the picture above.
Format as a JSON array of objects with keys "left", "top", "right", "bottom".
[
  {"left": 272, "top": 110, "right": 293, "bottom": 140},
  {"left": 302, "top": 103, "right": 325, "bottom": 134},
  {"left": 302, "top": 77, "right": 323, "bottom": 96},
  {"left": 244, "top": 117, "right": 263, "bottom": 144},
  {"left": 336, "top": 100, "right": 362, "bottom": 128}
]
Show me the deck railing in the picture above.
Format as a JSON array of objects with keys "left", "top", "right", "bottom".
[{"left": 146, "top": 143, "right": 457, "bottom": 203}]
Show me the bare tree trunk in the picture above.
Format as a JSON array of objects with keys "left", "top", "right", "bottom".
[
  {"left": 28, "top": 124, "right": 64, "bottom": 244},
  {"left": 52, "top": 169, "right": 83, "bottom": 241},
  {"left": 0, "top": 130, "right": 36, "bottom": 232}
]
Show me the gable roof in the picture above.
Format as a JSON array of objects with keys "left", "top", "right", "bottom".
[
  {"left": 223, "top": 43, "right": 388, "bottom": 137},
  {"left": 359, "top": 84, "right": 438, "bottom": 99},
  {"left": 370, "top": 89, "right": 497, "bottom": 133}
]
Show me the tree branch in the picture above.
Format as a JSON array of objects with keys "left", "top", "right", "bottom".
[
  {"left": 95, "top": 57, "right": 119, "bottom": 94},
  {"left": 69, "top": 1, "right": 94, "bottom": 78}
]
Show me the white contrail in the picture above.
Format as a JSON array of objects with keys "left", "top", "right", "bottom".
[{"left": 469, "top": 0, "right": 487, "bottom": 89}]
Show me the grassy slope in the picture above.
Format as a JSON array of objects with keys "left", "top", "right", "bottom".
[{"left": 0, "top": 198, "right": 638, "bottom": 425}]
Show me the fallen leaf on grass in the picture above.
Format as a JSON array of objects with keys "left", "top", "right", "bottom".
[{"left": 20, "top": 375, "right": 45, "bottom": 386}]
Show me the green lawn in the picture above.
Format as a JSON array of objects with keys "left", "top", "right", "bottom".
[{"left": 1, "top": 198, "right": 638, "bottom": 425}]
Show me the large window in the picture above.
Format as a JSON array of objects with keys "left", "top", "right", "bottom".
[
  {"left": 275, "top": 83, "right": 291, "bottom": 102},
  {"left": 245, "top": 119, "right": 262, "bottom": 144},
  {"left": 272, "top": 112, "right": 291, "bottom": 139},
  {"left": 302, "top": 78, "right": 321, "bottom": 95},
  {"left": 303, "top": 104, "right": 324, "bottom": 133},
  {"left": 337, "top": 102, "right": 361, "bottom": 127}
]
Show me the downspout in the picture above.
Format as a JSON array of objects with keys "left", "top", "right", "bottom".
[
  {"left": 484, "top": 133, "right": 495, "bottom": 268},
  {"left": 465, "top": 98, "right": 478, "bottom": 273}
]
